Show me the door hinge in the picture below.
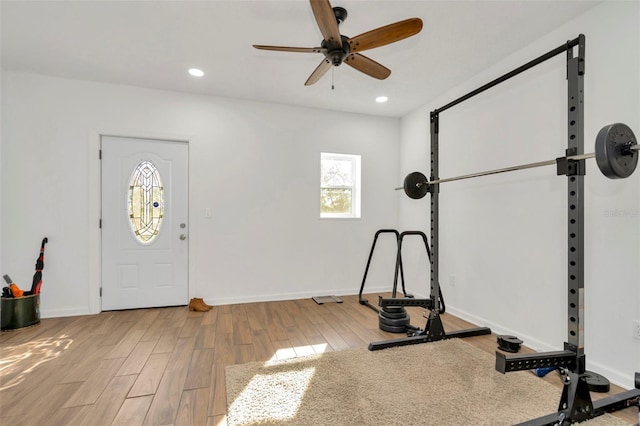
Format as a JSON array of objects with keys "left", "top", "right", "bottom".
[
  {"left": 99, "top": 149, "right": 102, "bottom": 160},
  {"left": 99, "top": 287, "right": 102, "bottom": 297},
  {"left": 99, "top": 219, "right": 102, "bottom": 228}
]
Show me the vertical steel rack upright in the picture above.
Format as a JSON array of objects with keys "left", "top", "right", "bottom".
[{"left": 427, "top": 34, "right": 640, "bottom": 425}]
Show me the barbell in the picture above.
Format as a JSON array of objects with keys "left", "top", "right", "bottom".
[{"left": 398, "top": 123, "right": 638, "bottom": 199}]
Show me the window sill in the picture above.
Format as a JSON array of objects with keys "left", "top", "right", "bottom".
[{"left": 320, "top": 216, "right": 362, "bottom": 220}]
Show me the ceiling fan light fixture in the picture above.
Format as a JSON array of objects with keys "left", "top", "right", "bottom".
[
  {"left": 376, "top": 96, "right": 388, "bottom": 103},
  {"left": 188, "top": 68, "right": 204, "bottom": 77}
]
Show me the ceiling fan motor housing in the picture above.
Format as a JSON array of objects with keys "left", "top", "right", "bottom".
[{"left": 322, "top": 35, "right": 351, "bottom": 66}]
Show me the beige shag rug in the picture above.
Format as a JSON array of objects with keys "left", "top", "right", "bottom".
[{"left": 225, "top": 339, "right": 630, "bottom": 425}]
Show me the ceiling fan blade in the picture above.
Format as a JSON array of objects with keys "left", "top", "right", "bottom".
[
  {"left": 253, "top": 45, "right": 327, "bottom": 53},
  {"left": 348, "top": 18, "right": 423, "bottom": 53},
  {"left": 310, "top": 0, "right": 342, "bottom": 47},
  {"left": 305, "top": 59, "right": 332, "bottom": 86},
  {"left": 344, "top": 53, "right": 391, "bottom": 80}
]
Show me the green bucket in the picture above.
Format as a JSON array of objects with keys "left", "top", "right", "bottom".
[{"left": 1, "top": 293, "right": 41, "bottom": 330}]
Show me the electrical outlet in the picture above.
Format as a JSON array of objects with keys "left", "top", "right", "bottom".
[{"left": 633, "top": 320, "right": 640, "bottom": 340}]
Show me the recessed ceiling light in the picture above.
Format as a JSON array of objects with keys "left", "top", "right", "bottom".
[
  {"left": 188, "top": 68, "right": 204, "bottom": 77},
  {"left": 376, "top": 96, "right": 388, "bottom": 103}
]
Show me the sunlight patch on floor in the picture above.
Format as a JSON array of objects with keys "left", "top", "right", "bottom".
[
  {"left": 268, "top": 343, "right": 328, "bottom": 363},
  {"left": 226, "top": 345, "right": 328, "bottom": 424},
  {"left": 227, "top": 367, "right": 316, "bottom": 424},
  {"left": 0, "top": 334, "right": 72, "bottom": 391}
]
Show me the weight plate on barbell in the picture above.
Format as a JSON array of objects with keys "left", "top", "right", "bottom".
[
  {"left": 403, "top": 171, "right": 429, "bottom": 199},
  {"left": 595, "top": 123, "right": 638, "bottom": 179}
]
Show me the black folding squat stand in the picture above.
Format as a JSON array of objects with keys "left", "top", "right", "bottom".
[
  {"left": 368, "top": 231, "right": 489, "bottom": 351},
  {"left": 358, "top": 229, "right": 415, "bottom": 333},
  {"left": 359, "top": 230, "right": 449, "bottom": 336},
  {"left": 358, "top": 229, "right": 407, "bottom": 310}
]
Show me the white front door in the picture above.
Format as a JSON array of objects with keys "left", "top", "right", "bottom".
[{"left": 101, "top": 136, "right": 188, "bottom": 310}]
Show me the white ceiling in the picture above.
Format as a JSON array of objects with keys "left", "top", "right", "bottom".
[{"left": 1, "top": 0, "right": 601, "bottom": 117}]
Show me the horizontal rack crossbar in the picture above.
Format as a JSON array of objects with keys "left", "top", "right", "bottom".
[
  {"left": 495, "top": 350, "right": 577, "bottom": 373},
  {"left": 435, "top": 37, "right": 581, "bottom": 114},
  {"left": 379, "top": 296, "right": 433, "bottom": 309}
]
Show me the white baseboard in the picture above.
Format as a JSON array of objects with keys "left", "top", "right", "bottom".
[
  {"left": 202, "top": 286, "right": 392, "bottom": 307},
  {"left": 585, "top": 358, "right": 635, "bottom": 391},
  {"left": 443, "top": 305, "right": 635, "bottom": 390},
  {"left": 443, "top": 305, "right": 558, "bottom": 352},
  {"left": 40, "top": 307, "right": 92, "bottom": 319}
]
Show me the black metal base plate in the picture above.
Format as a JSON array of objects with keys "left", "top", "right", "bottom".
[
  {"left": 368, "top": 326, "right": 491, "bottom": 351},
  {"left": 515, "top": 387, "right": 640, "bottom": 425}
]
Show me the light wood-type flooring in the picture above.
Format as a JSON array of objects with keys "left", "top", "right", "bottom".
[{"left": 0, "top": 294, "right": 636, "bottom": 425}]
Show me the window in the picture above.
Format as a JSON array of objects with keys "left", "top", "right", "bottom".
[
  {"left": 320, "top": 152, "right": 361, "bottom": 218},
  {"left": 128, "top": 160, "right": 164, "bottom": 244}
]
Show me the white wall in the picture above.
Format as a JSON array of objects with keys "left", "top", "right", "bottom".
[
  {"left": 400, "top": 1, "right": 639, "bottom": 389},
  {"left": 0, "top": 63, "right": 3, "bottom": 282},
  {"left": 1, "top": 72, "right": 400, "bottom": 318},
  {"left": 0, "top": 66, "right": 3, "bottom": 285},
  {"left": 1, "top": 4, "right": 3, "bottom": 289}
]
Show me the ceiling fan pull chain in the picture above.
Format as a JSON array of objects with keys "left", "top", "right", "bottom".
[{"left": 331, "top": 67, "right": 335, "bottom": 90}]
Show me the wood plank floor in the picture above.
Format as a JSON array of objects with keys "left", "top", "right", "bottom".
[{"left": 0, "top": 294, "right": 636, "bottom": 425}]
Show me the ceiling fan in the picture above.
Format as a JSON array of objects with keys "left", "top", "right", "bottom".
[{"left": 253, "top": 0, "right": 423, "bottom": 86}]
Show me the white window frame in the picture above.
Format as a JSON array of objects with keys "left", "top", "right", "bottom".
[{"left": 320, "top": 152, "right": 361, "bottom": 219}]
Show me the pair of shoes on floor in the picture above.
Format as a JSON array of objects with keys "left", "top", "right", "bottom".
[{"left": 189, "top": 297, "right": 213, "bottom": 312}]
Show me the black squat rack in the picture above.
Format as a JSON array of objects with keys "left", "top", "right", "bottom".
[{"left": 386, "top": 34, "right": 639, "bottom": 425}]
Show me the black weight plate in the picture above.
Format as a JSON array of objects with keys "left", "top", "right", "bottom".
[
  {"left": 583, "top": 370, "right": 610, "bottom": 393},
  {"left": 497, "top": 335, "right": 522, "bottom": 353},
  {"left": 379, "top": 323, "right": 407, "bottom": 333},
  {"left": 379, "top": 309, "right": 409, "bottom": 320},
  {"left": 378, "top": 313, "right": 410, "bottom": 327},
  {"left": 403, "top": 171, "right": 429, "bottom": 199},
  {"left": 595, "top": 123, "right": 638, "bottom": 179},
  {"left": 381, "top": 306, "right": 406, "bottom": 314}
]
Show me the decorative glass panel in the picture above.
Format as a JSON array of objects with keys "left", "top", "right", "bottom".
[{"left": 128, "top": 161, "right": 164, "bottom": 244}]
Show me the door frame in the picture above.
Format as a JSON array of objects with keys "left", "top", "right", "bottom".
[{"left": 88, "top": 130, "right": 193, "bottom": 314}]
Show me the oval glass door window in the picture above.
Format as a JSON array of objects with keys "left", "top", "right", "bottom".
[{"left": 128, "top": 160, "right": 164, "bottom": 244}]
